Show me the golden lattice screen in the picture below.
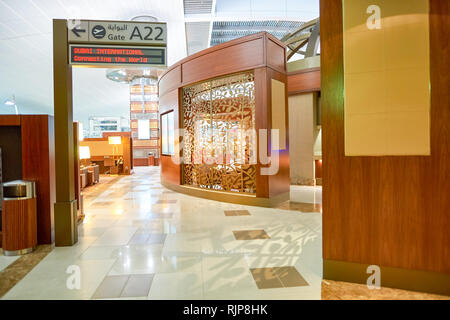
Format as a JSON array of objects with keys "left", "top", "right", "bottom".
[{"left": 182, "top": 72, "right": 257, "bottom": 194}]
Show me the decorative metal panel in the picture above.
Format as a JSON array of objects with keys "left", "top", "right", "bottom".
[{"left": 182, "top": 72, "right": 256, "bottom": 194}]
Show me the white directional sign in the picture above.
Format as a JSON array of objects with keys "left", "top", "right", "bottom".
[{"left": 68, "top": 20, "right": 167, "bottom": 45}]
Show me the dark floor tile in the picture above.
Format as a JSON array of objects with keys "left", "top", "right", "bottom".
[
  {"left": 147, "top": 234, "right": 167, "bottom": 245},
  {"left": 155, "top": 200, "right": 177, "bottom": 204},
  {"left": 149, "top": 213, "right": 174, "bottom": 219},
  {"left": 120, "top": 274, "right": 154, "bottom": 297},
  {"left": 92, "top": 275, "right": 129, "bottom": 299},
  {"left": 128, "top": 233, "right": 150, "bottom": 245}
]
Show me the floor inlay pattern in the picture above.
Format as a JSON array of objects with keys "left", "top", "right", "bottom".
[
  {"left": 233, "top": 230, "right": 270, "bottom": 240},
  {"left": 250, "top": 267, "right": 309, "bottom": 289},
  {"left": 0, "top": 245, "right": 53, "bottom": 298},
  {"left": 224, "top": 210, "right": 251, "bottom": 216}
]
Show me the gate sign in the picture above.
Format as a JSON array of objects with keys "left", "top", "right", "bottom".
[{"left": 68, "top": 20, "right": 167, "bottom": 46}]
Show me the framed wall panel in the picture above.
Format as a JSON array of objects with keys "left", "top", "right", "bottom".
[
  {"left": 343, "top": 0, "right": 430, "bottom": 156},
  {"left": 161, "top": 111, "right": 174, "bottom": 156},
  {"left": 271, "top": 79, "right": 287, "bottom": 150}
]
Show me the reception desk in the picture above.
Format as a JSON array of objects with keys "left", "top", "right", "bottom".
[{"left": 158, "top": 32, "right": 290, "bottom": 207}]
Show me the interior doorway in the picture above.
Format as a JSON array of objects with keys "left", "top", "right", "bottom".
[{"left": 52, "top": 19, "right": 167, "bottom": 246}]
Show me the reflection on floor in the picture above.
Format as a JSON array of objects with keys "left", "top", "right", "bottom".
[
  {"left": 0, "top": 249, "right": 19, "bottom": 273},
  {"left": 1, "top": 167, "right": 322, "bottom": 300},
  {"left": 0, "top": 167, "right": 447, "bottom": 300},
  {"left": 276, "top": 185, "right": 323, "bottom": 213}
]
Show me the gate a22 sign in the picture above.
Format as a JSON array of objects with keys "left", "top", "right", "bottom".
[
  {"left": 68, "top": 20, "right": 167, "bottom": 46},
  {"left": 129, "top": 24, "right": 165, "bottom": 42}
]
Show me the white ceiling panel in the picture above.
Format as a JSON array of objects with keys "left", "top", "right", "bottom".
[
  {"left": 185, "top": 21, "right": 211, "bottom": 55},
  {"left": 215, "top": 0, "right": 319, "bottom": 21}
]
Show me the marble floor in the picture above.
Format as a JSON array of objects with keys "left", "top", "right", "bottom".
[
  {"left": 1, "top": 167, "right": 446, "bottom": 300},
  {"left": 1, "top": 167, "right": 322, "bottom": 300},
  {"left": 0, "top": 250, "right": 19, "bottom": 273}
]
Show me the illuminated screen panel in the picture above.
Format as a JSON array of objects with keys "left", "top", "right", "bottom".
[
  {"left": 69, "top": 45, "right": 166, "bottom": 66},
  {"left": 137, "top": 119, "right": 150, "bottom": 140},
  {"left": 161, "top": 111, "right": 174, "bottom": 156}
]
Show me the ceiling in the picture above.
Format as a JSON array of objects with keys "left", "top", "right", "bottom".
[
  {"left": 185, "top": 0, "right": 319, "bottom": 54},
  {"left": 0, "top": 0, "right": 319, "bottom": 128},
  {"left": 210, "top": 20, "right": 306, "bottom": 46},
  {"left": 0, "top": 0, "right": 187, "bottom": 126}
]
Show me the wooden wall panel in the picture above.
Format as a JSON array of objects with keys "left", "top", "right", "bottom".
[
  {"left": 266, "top": 38, "right": 286, "bottom": 74},
  {"left": 288, "top": 68, "right": 321, "bottom": 95},
  {"left": 321, "top": 0, "right": 449, "bottom": 273},
  {"left": 121, "top": 137, "right": 132, "bottom": 174},
  {"left": 159, "top": 89, "right": 180, "bottom": 185},
  {"left": 182, "top": 38, "right": 264, "bottom": 85},
  {"left": 73, "top": 122, "right": 80, "bottom": 211},
  {"left": 21, "top": 115, "right": 55, "bottom": 245},
  {"left": 133, "top": 158, "right": 149, "bottom": 167},
  {"left": 0, "top": 125, "right": 22, "bottom": 182},
  {"left": 159, "top": 65, "right": 181, "bottom": 96},
  {"left": 254, "top": 67, "right": 269, "bottom": 198},
  {"left": 267, "top": 68, "right": 290, "bottom": 197},
  {"left": 0, "top": 115, "right": 21, "bottom": 126}
]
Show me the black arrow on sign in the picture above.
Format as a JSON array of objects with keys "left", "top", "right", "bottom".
[{"left": 71, "top": 27, "right": 86, "bottom": 38}]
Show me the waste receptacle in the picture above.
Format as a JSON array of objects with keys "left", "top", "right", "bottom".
[{"left": 2, "top": 180, "right": 37, "bottom": 256}]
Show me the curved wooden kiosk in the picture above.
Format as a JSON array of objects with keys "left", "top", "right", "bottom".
[{"left": 158, "top": 32, "right": 289, "bottom": 207}]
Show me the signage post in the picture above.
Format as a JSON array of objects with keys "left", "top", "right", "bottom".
[{"left": 53, "top": 19, "right": 167, "bottom": 246}]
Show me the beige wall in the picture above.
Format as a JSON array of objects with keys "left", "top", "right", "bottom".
[
  {"left": 79, "top": 140, "right": 123, "bottom": 157},
  {"left": 343, "top": 0, "right": 430, "bottom": 156},
  {"left": 288, "top": 92, "right": 317, "bottom": 185}
]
